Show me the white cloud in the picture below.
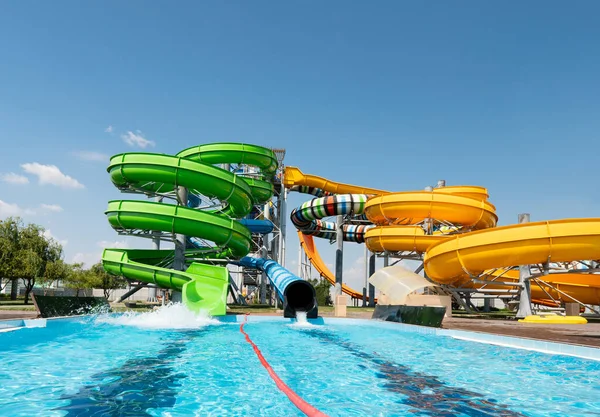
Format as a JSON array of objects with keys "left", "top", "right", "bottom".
[
  {"left": 104, "top": 125, "right": 113, "bottom": 133},
  {"left": 97, "top": 240, "right": 129, "bottom": 249},
  {"left": 0, "top": 200, "right": 26, "bottom": 218},
  {"left": 121, "top": 130, "right": 155, "bottom": 148},
  {"left": 72, "top": 252, "right": 101, "bottom": 267},
  {"left": 40, "top": 204, "right": 63, "bottom": 213},
  {"left": 343, "top": 255, "right": 367, "bottom": 290},
  {"left": 21, "top": 163, "right": 85, "bottom": 189},
  {"left": 0, "top": 201, "right": 65, "bottom": 218},
  {"left": 1, "top": 172, "right": 29, "bottom": 185},
  {"left": 71, "top": 240, "right": 129, "bottom": 268},
  {"left": 71, "top": 151, "right": 109, "bottom": 162},
  {"left": 43, "top": 229, "right": 68, "bottom": 247}
]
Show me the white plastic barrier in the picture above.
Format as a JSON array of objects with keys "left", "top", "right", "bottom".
[{"left": 368, "top": 264, "right": 436, "bottom": 305}]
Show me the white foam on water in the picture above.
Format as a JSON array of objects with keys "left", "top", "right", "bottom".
[
  {"left": 96, "top": 302, "right": 221, "bottom": 330},
  {"left": 289, "top": 311, "right": 315, "bottom": 329},
  {"left": 296, "top": 311, "right": 308, "bottom": 323}
]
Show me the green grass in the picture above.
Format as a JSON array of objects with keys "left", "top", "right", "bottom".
[
  {"left": 0, "top": 299, "right": 29, "bottom": 306},
  {"left": 227, "top": 304, "right": 278, "bottom": 314},
  {"left": 318, "top": 306, "right": 375, "bottom": 313},
  {"left": 111, "top": 306, "right": 154, "bottom": 313},
  {"left": 226, "top": 304, "right": 375, "bottom": 315},
  {"left": 228, "top": 303, "right": 278, "bottom": 310}
]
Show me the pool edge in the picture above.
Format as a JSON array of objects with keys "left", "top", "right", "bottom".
[{"left": 3, "top": 314, "right": 599, "bottom": 361}]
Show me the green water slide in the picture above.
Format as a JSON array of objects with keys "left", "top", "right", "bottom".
[{"left": 102, "top": 143, "right": 278, "bottom": 315}]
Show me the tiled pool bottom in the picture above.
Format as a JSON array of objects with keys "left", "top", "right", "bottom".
[{"left": 1, "top": 312, "right": 599, "bottom": 416}]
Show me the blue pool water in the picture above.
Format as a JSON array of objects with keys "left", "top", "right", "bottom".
[{"left": 0, "top": 305, "right": 599, "bottom": 416}]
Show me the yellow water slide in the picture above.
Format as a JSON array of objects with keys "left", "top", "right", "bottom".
[
  {"left": 285, "top": 166, "right": 600, "bottom": 306},
  {"left": 284, "top": 167, "right": 386, "bottom": 195}
]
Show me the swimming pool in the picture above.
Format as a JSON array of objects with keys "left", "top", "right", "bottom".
[{"left": 1, "top": 306, "right": 599, "bottom": 416}]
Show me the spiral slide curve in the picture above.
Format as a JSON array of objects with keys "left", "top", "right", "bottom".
[
  {"left": 102, "top": 143, "right": 280, "bottom": 316},
  {"left": 285, "top": 167, "right": 384, "bottom": 299},
  {"left": 286, "top": 167, "right": 600, "bottom": 306}
]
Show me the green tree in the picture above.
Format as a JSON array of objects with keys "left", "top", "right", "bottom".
[
  {"left": 18, "top": 223, "right": 63, "bottom": 304},
  {"left": 89, "top": 262, "right": 127, "bottom": 298},
  {"left": 310, "top": 277, "right": 333, "bottom": 306},
  {"left": 41, "top": 259, "right": 71, "bottom": 294},
  {"left": 64, "top": 263, "right": 93, "bottom": 297},
  {"left": 0, "top": 218, "right": 23, "bottom": 298},
  {"left": 0, "top": 218, "right": 63, "bottom": 303}
]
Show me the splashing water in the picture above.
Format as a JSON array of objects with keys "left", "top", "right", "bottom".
[
  {"left": 296, "top": 311, "right": 308, "bottom": 323},
  {"left": 95, "top": 303, "right": 221, "bottom": 330},
  {"left": 290, "top": 311, "right": 314, "bottom": 329}
]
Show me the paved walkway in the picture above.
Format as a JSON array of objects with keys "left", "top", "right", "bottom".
[
  {"left": 0, "top": 310, "right": 39, "bottom": 320},
  {"left": 443, "top": 317, "right": 600, "bottom": 348}
]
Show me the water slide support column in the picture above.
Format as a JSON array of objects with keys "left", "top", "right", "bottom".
[
  {"left": 298, "top": 243, "right": 303, "bottom": 277},
  {"left": 260, "top": 246, "right": 268, "bottom": 304},
  {"left": 278, "top": 185, "right": 287, "bottom": 267},
  {"left": 368, "top": 250, "right": 376, "bottom": 307},
  {"left": 334, "top": 214, "right": 347, "bottom": 315},
  {"left": 274, "top": 181, "right": 287, "bottom": 309},
  {"left": 147, "top": 196, "right": 163, "bottom": 302},
  {"left": 169, "top": 186, "right": 188, "bottom": 304},
  {"left": 363, "top": 245, "right": 368, "bottom": 307},
  {"left": 516, "top": 213, "right": 533, "bottom": 319},
  {"left": 174, "top": 187, "right": 188, "bottom": 272},
  {"left": 335, "top": 215, "right": 344, "bottom": 299},
  {"left": 264, "top": 200, "right": 273, "bottom": 305},
  {"left": 564, "top": 260, "right": 579, "bottom": 315},
  {"left": 114, "top": 283, "right": 148, "bottom": 304}
]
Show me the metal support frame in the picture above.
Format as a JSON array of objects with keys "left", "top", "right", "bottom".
[
  {"left": 368, "top": 249, "right": 376, "bottom": 307},
  {"left": 532, "top": 277, "right": 600, "bottom": 315},
  {"left": 516, "top": 213, "right": 533, "bottom": 319},
  {"left": 299, "top": 246, "right": 312, "bottom": 281},
  {"left": 236, "top": 148, "right": 287, "bottom": 308},
  {"left": 113, "top": 283, "right": 149, "bottom": 304},
  {"left": 259, "top": 246, "right": 268, "bottom": 304},
  {"left": 277, "top": 185, "right": 287, "bottom": 267},
  {"left": 335, "top": 214, "right": 344, "bottom": 300},
  {"left": 363, "top": 245, "right": 368, "bottom": 307},
  {"left": 148, "top": 195, "right": 163, "bottom": 302},
  {"left": 173, "top": 186, "right": 188, "bottom": 273},
  {"left": 444, "top": 287, "right": 473, "bottom": 313}
]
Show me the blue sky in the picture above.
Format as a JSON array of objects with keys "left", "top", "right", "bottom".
[{"left": 1, "top": 1, "right": 599, "bottom": 290}]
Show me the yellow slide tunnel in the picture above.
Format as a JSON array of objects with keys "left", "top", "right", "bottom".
[{"left": 424, "top": 218, "right": 600, "bottom": 286}]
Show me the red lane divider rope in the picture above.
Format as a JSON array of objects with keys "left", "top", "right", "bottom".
[{"left": 239, "top": 314, "right": 329, "bottom": 417}]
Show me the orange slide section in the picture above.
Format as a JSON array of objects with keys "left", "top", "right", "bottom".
[
  {"left": 475, "top": 269, "right": 600, "bottom": 306},
  {"left": 298, "top": 232, "right": 374, "bottom": 301}
]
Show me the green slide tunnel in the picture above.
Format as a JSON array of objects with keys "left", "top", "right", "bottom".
[{"left": 102, "top": 143, "right": 278, "bottom": 315}]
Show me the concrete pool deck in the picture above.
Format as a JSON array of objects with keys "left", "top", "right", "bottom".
[
  {"left": 442, "top": 317, "right": 600, "bottom": 348},
  {"left": 0, "top": 310, "right": 38, "bottom": 320}
]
